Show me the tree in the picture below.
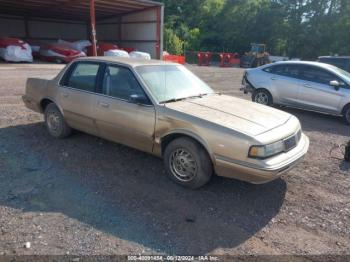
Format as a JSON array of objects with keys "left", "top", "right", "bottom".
[{"left": 157, "top": 0, "right": 350, "bottom": 59}]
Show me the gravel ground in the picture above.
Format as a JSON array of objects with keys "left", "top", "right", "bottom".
[{"left": 0, "top": 62, "right": 349, "bottom": 256}]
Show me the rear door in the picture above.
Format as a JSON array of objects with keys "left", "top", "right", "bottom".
[
  {"left": 263, "top": 64, "right": 302, "bottom": 105},
  {"left": 93, "top": 64, "right": 156, "bottom": 153},
  {"left": 59, "top": 61, "right": 102, "bottom": 135},
  {"left": 297, "top": 65, "right": 344, "bottom": 114}
]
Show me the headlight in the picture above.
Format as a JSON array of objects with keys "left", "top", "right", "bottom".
[{"left": 249, "top": 140, "right": 285, "bottom": 159}]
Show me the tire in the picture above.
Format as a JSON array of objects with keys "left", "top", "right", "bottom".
[
  {"left": 44, "top": 103, "right": 72, "bottom": 138},
  {"left": 252, "top": 89, "right": 273, "bottom": 106},
  {"left": 342, "top": 104, "right": 350, "bottom": 125},
  {"left": 163, "top": 137, "right": 213, "bottom": 189}
]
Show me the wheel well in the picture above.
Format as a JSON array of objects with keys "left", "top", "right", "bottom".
[
  {"left": 40, "top": 98, "right": 54, "bottom": 112},
  {"left": 254, "top": 88, "right": 273, "bottom": 100},
  {"left": 161, "top": 133, "right": 212, "bottom": 160}
]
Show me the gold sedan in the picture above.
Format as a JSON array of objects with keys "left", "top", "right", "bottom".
[{"left": 23, "top": 57, "right": 309, "bottom": 188}]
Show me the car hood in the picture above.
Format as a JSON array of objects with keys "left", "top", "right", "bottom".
[{"left": 165, "top": 94, "right": 292, "bottom": 136}]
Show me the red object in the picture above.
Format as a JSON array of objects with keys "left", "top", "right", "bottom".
[
  {"left": 40, "top": 44, "right": 86, "bottom": 63},
  {"left": 219, "top": 52, "right": 240, "bottom": 67},
  {"left": 0, "top": 37, "right": 27, "bottom": 49},
  {"left": 87, "top": 42, "right": 119, "bottom": 56},
  {"left": 197, "top": 52, "right": 212, "bottom": 66},
  {"left": 90, "top": 0, "right": 97, "bottom": 56},
  {"left": 121, "top": 47, "right": 136, "bottom": 53},
  {"left": 163, "top": 54, "right": 185, "bottom": 64}
]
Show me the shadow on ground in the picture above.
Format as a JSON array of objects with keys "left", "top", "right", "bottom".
[
  {"left": 0, "top": 123, "right": 287, "bottom": 254},
  {"left": 277, "top": 106, "right": 350, "bottom": 137}
]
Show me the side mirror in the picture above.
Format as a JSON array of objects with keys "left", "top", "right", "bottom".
[
  {"left": 129, "top": 94, "right": 150, "bottom": 105},
  {"left": 330, "top": 80, "right": 340, "bottom": 90}
]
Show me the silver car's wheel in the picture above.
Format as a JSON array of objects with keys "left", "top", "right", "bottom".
[
  {"left": 252, "top": 89, "right": 273, "bottom": 106},
  {"left": 343, "top": 105, "right": 350, "bottom": 125},
  {"left": 164, "top": 137, "right": 212, "bottom": 189},
  {"left": 44, "top": 103, "right": 72, "bottom": 138},
  {"left": 169, "top": 148, "right": 198, "bottom": 182}
]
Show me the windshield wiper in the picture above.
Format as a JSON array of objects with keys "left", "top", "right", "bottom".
[
  {"left": 160, "top": 97, "right": 187, "bottom": 104},
  {"left": 160, "top": 93, "right": 211, "bottom": 104}
]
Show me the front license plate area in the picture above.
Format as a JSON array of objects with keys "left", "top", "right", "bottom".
[{"left": 284, "top": 136, "right": 297, "bottom": 151}]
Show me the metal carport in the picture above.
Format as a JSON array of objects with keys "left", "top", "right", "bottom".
[{"left": 0, "top": 0, "right": 164, "bottom": 59}]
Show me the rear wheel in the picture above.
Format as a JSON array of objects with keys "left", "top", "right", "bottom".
[
  {"left": 342, "top": 104, "right": 350, "bottom": 125},
  {"left": 44, "top": 103, "right": 72, "bottom": 138},
  {"left": 252, "top": 89, "right": 273, "bottom": 106},
  {"left": 164, "top": 137, "right": 212, "bottom": 189}
]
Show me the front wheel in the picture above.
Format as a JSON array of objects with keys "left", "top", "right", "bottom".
[
  {"left": 342, "top": 104, "right": 350, "bottom": 125},
  {"left": 252, "top": 89, "right": 273, "bottom": 106},
  {"left": 164, "top": 137, "right": 213, "bottom": 189}
]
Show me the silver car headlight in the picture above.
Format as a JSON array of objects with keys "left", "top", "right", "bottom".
[{"left": 249, "top": 140, "right": 285, "bottom": 159}]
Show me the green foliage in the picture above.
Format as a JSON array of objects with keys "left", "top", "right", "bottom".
[
  {"left": 157, "top": 0, "right": 350, "bottom": 59},
  {"left": 164, "top": 28, "right": 184, "bottom": 55}
]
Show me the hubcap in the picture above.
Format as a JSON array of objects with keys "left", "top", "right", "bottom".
[
  {"left": 47, "top": 111, "right": 60, "bottom": 132},
  {"left": 255, "top": 92, "right": 269, "bottom": 105},
  {"left": 169, "top": 148, "right": 197, "bottom": 182}
]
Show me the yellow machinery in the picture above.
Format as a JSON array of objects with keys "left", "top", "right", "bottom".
[{"left": 240, "top": 43, "right": 270, "bottom": 68}]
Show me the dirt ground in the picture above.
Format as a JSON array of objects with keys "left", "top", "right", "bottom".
[{"left": 0, "top": 62, "right": 349, "bottom": 256}]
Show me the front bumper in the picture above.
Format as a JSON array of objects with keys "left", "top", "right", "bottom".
[
  {"left": 240, "top": 74, "right": 255, "bottom": 94},
  {"left": 214, "top": 134, "right": 309, "bottom": 184},
  {"left": 240, "top": 83, "right": 254, "bottom": 94}
]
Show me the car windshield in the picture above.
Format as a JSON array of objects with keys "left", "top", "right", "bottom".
[
  {"left": 329, "top": 64, "right": 350, "bottom": 83},
  {"left": 135, "top": 65, "right": 214, "bottom": 103}
]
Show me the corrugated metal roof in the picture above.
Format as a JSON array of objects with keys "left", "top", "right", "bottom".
[{"left": 0, "top": 0, "right": 162, "bottom": 20}]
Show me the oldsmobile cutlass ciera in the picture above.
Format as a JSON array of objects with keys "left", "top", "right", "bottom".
[{"left": 23, "top": 57, "right": 309, "bottom": 188}]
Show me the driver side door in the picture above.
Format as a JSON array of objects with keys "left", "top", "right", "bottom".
[
  {"left": 297, "top": 65, "right": 344, "bottom": 114},
  {"left": 93, "top": 64, "right": 156, "bottom": 153}
]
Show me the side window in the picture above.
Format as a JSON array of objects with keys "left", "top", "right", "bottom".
[
  {"left": 102, "top": 65, "right": 149, "bottom": 103},
  {"left": 300, "top": 66, "right": 338, "bottom": 85},
  {"left": 264, "top": 65, "right": 300, "bottom": 79},
  {"left": 66, "top": 63, "right": 100, "bottom": 92}
]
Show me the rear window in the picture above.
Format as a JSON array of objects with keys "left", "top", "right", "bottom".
[
  {"left": 62, "top": 62, "right": 100, "bottom": 92},
  {"left": 264, "top": 64, "right": 300, "bottom": 79}
]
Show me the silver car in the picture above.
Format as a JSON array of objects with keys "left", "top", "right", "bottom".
[{"left": 241, "top": 61, "right": 350, "bottom": 125}]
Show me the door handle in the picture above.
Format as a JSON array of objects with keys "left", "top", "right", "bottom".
[
  {"left": 62, "top": 92, "right": 69, "bottom": 98},
  {"left": 271, "top": 77, "right": 277, "bottom": 80},
  {"left": 303, "top": 83, "right": 312, "bottom": 88},
  {"left": 98, "top": 102, "right": 110, "bottom": 108}
]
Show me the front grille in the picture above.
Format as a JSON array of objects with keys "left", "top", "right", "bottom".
[{"left": 284, "top": 130, "right": 302, "bottom": 152}]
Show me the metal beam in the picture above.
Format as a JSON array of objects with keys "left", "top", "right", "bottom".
[{"left": 90, "top": 0, "right": 97, "bottom": 56}]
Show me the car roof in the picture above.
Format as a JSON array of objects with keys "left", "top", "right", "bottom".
[
  {"left": 75, "top": 56, "right": 178, "bottom": 67},
  {"left": 269, "top": 60, "right": 337, "bottom": 70}
]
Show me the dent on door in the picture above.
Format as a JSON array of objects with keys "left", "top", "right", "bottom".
[
  {"left": 93, "top": 96, "right": 156, "bottom": 153},
  {"left": 59, "top": 88, "right": 98, "bottom": 135}
]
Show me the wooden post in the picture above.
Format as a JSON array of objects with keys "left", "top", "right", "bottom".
[{"left": 90, "top": 0, "right": 97, "bottom": 56}]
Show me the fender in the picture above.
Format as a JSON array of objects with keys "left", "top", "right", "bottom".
[
  {"left": 40, "top": 96, "right": 64, "bottom": 116},
  {"left": 154, "top": 128, "right": 216, "bottom": 164}
]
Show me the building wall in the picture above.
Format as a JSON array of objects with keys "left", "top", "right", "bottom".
[
  {"left": 120, "top": 8, "right": 159, "bottom": 58},
  {"left": 0, "top": 16, "right": 87, "bottom": 41},
  {"left": 0, "top": 6, "right": 163, "bottom": 59},
  {"left": 0, "top": 16, "right": 25, "bottom": 37}
]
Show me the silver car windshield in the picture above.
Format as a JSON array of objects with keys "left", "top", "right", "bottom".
[{"left": 135, "top": 65, "right": 214, "bottom": 103}]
